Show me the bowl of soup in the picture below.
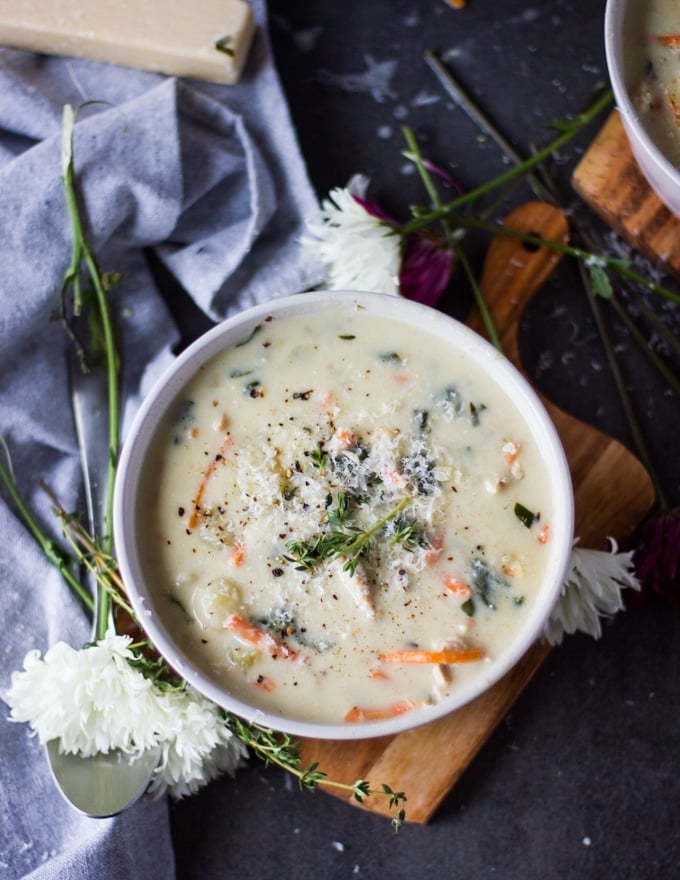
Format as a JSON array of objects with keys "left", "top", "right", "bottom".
[
  {"left": 114, "top": 291, "right": 574, "bottom": 740},
  {"left": 605, "top": 0, "right": 680, "bottom": 216}
]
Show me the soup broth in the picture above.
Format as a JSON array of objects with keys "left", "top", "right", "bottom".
[
  {"left": 137, "top": 310, "right": 557, "bottom": 726},
  {"left": 634, "top": 0, "right": 680, "bottom": 168}
]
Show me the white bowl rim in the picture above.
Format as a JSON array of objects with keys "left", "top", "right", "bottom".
[
  {"left": 604, "top": 0, "right": 680, "bottom": 206},
  {"left": 114, "top": 290, "right": 574, "bottom": 741}
]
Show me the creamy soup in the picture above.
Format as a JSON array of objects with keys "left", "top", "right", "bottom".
[
  {"left": 137, "top": 310, "right": 556, "bottom": 726},
  {"left": 634, "top": 0, "right": 680, "bottom": 167}
]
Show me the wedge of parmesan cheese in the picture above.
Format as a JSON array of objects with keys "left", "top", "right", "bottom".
[{"left": 0, "top": 0, "right": 255, "bottom": 84}]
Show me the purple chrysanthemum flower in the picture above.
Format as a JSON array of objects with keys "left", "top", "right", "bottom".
[
  {"left": 304, "top": 175, "right": 456, "bottom": 304},
  {"left": 627, "top": 509, "right": 680, "bottom": 607},
  {"left": 399, "top": 234, "right": 455, "bottom": 307}
]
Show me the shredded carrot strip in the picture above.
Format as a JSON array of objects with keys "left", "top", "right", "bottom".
[
  {"left": 442, "top": 574, "right": 472, "bottom": 597},
  {"left": 538, "top": 524, "right": 550, "bottom": 544},
  {"left": 253, "top": 674, "right": 276, "bottom": 692},
  {"left": 424, "top": 533, "right": 444, "bottom": 564},
  {"left": 335, "top": 429, "right": 355, "bottom": 448},
  {"left": 226, "top": 614, "right": 298, "bottom": 660},
  {"left": 368, "top": 667, "right": 390, "bottom": 680},
  {"left": 319, "top": 390, "right": 335, "bottom": 411},
  {"left": 344, "top": 700, "right": 417, "bottom": 723},
  {"left": 379, "top": 648, "right": 485, "bottom": 665},
  {"left": 230, "top": 540, "right": 245, "bottom": 567},
  {"left": 187, "top": 433, "right": 233, "bottom": 529},
  {"left": 655, "top": 34, "right": 680, "bottom": 47},
  {"left": 502, "top": 441, "right": 521, "bottom": 464}
]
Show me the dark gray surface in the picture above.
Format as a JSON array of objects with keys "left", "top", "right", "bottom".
[{"left": 169, "top": 1, "right": 680, "bottom": 877}]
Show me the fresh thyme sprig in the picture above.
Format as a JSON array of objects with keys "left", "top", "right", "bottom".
[
  {"left": 228, "top": 715, "right": 407, "bottom": 831},
  {"left": 285, "top": 496, "right": 411, "bottom": 575},
  {"left": 388, "top": 514, "right": 428, "bottom": 552}
]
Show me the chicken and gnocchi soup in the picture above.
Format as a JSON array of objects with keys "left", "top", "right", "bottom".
[
  {"left": 634, "top": 0, "right": 680, "bottom": 167},
  {"left": 137, "top": 310, "right": 558, "bottom": 726}
]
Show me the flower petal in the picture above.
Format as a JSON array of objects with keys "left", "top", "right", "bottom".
[
  {"left": 399, "top": 235, "right": 455, "bottom": 306},
  {"left": 626, "top": 510, "right": 680, "bottom": 606},
  {"left": 303, "top": 176, "right": 401, "bottom": 295},
  {"left": 543, "top": 540, "right": 641, "bottom": 646}
]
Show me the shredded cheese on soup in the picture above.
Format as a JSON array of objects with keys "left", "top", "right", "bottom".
[{"left": 137, "top": 311, "right": 555, "bottom": 725}]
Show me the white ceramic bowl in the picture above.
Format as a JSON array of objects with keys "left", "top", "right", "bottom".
[
  {"left": 114, "top": 291, "right": 574, "bottom": 740},
  {"left": 605, "top": 0, "right": 680, "bottom": 216}
]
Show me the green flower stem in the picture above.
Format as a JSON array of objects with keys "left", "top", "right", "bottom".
[
  {"left": 402, "top": 126, "right": 442, "bottom": 213},
  {"left": 0, "top": 454, "right": 94, "bottom": 612},
  {"left": 578, "top": 261, "right": 668, "bottom": 509},
  {"left": 401, "top": 125, "right": 503, "bottom": 347},
  {"left": 401, "top": 125, "right": 456, "bottom": 242},
  {"left": 608, "top": 294, "right": 680, "bottom": 397},
  {"left": 443, "top": 214, "right": 680, "bottom": 307},
  {"left": 616, "top": 279, "right": 680, "bottom": 366},
  {"left": 423, "top": 49, "right": 559, "bottom": 206},
  {"left": 402, "top": 87, "right": 614, "bottom": 235},
  {"left": 454, "top": 240, "right": 503, "bottom": 351},
  {"left": 61, "top": 105, "right": 119, "bottom": 641}
]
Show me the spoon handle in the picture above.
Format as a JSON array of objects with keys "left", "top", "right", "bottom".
[{"left": 68, "top": 357, "right": 112, "bottom": 638}]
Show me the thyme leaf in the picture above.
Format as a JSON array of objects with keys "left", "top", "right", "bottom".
[
  {"left": 285, "top": 497, "right": 411, "bottom": 575},
  {"left": 214, "top": 35, "right": 235, "bottom": 58},
  {"left": 227, "top": 717, "right": 407, "bottom": 830}
]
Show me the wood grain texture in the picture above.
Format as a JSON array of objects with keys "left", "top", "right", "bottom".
[
  {"left": 297, "top": 203, "right": 655, "bottom": 824},
  {"left": 572, "top": 110, "right": 680, "bottom": 280}
]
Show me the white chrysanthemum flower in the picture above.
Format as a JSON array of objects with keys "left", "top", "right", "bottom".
[
  {"left": 6, "top": 634, "right": 163, "bottom": 756},
  {"left": 303, "top": 174, "right": 401, "bottom": 295},
  {"left": 5, "top": 633, "right": 247, "bottom": 798},
  {"left": 543, "top": 540, "right": 640, "bottom": 646},
  {"left": 147, "top": 688, "right": 248, "bottom": 800}
]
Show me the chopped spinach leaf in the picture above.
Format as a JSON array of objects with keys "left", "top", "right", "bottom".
[
  {"left": 514, "top": 502, "right": 539, "bottom": 529},
  {"left": 243, "top": 379, "right": 261, "bottom": 397},
  {"left": 460, "top": 597, "right": 476, "bottom": 617},
  {"left": 440, "top": 386, "right": 462, "bottom": 413},
  {"left": 235, "top": 323, "right": 262, "bottom": 347},
  {"left": 469, "top": 556, "right": 509, "bottom": 610},
  {"left": 171, "top": 399, "right": 195, "bottom": 444}
]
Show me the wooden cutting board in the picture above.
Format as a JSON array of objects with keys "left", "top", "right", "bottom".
[
  {"left": 572, "top": 109, "right": 680, "bottom": 279},
  {"left": 297, "top": 201, "right": 656, "bottom": 824}
]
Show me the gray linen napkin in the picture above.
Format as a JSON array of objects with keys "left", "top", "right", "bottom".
[{"left": 0, "top": 2, "right": 321, "bottom": 876}]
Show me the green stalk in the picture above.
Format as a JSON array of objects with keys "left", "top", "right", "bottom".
[
  {"left": 442, "top": 214, "right": 680, "bottom": 307},
  {"left": 402, "top": 88, "right": 614, "bottom": 235},
  {"left": 617, "top": 280, "right": 680, "bottom": 364},
  {"left": 61, "top": 105, "right": 120, "bottom": 640},
  {"left": 608, "top": 295, "right": 680, "bottom": 397},
  {"left": 454, "top": 241, "right": 502, "bottom": 351},
  {"left": 0, "top": 453, "right": 94, "bottom": 611},
  {"left": 401, "top": 125, "right": 502, "bottom": 347},
  {"left": 578, "top": 262, "right": 668, "bottom": 508}
]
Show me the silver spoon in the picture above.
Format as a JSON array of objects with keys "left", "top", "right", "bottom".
[{"left": 45, "top": 359, "right": 159, "bottom": 818}]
